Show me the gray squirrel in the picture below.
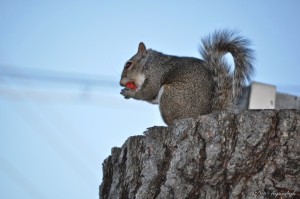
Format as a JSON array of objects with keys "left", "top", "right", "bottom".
[{"left": 120, "top": 29, "right": 255, "bottom": 125}]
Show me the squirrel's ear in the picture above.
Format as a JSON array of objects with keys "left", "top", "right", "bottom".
[{"left": 138, "top": 42, "right": 147, "bottom": 55}]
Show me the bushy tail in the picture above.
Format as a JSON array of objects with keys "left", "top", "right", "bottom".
[{"left": 199, "top": 29, "right": 255, "bottom": 110}]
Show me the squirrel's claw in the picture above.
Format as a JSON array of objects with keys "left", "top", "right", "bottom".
[{"left": 121, "top": 88, "right": 135, "bottom": 99}]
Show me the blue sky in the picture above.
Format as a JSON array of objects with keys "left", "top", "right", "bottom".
[{"left": 1, "top": 1, "right": 300, "bottom": 199}]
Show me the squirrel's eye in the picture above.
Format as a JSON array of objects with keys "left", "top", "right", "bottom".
[{"left": 125, "top": 62, "right": 132, "bottom": 69}]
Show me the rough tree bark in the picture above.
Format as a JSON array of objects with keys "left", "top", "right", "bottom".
[{"left": 100, "top": 110, "right": 300, "bottom": 199}]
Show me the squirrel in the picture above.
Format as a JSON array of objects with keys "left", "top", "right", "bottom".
[{"left": 119, "top": 29, "right": 255, "bottom": 126}]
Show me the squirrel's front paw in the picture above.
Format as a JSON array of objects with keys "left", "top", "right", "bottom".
[{"left": 120, "top": 88, "right": 136, "bottom": 99}]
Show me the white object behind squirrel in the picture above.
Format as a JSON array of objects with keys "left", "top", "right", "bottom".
[{"left": 120, "top": 29, "right": 255, "bottom": 126}]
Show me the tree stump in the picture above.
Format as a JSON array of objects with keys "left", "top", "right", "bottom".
[{"left": 100, "top": 110, "right": 300, "bottom": 199}]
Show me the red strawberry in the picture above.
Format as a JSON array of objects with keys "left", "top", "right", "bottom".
[{"left": 126, "top": 82, "right": 137, "bottom": 90}]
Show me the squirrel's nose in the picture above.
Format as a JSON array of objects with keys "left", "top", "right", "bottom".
[
  {"left": 120, "top": 81, "right": 125, "bottom": 87},
  {"left": 120, "top": 77, "right": 130, "bottom": 87}
]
